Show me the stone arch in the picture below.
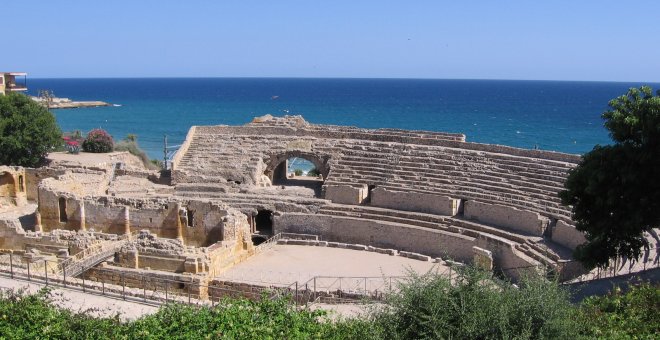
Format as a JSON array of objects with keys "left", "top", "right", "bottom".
[
  {"left": 264, "top": 151, "right": 330, "bottom": 183},
  {"left": 0, "top": 172, "right": 16, "bottom": 197}
]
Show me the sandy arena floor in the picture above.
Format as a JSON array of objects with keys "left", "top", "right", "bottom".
[{"left": 217, "top": 244, "right": 445, "bottom": 286}]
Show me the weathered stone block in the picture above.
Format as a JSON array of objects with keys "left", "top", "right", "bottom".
[
  {"left": 371, "top": 187, "right": 460, "bottom": 216},
  {"left": 464, "top": 201, "right": 549, "bottom": 236}
]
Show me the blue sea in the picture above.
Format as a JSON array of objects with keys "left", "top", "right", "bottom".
[{"left": 26, "top": 78, "right": 660, "bottom": 159}]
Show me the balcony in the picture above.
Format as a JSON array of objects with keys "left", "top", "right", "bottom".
[{"left": 4, "top": 72, "right": 27, "bottom": 92}]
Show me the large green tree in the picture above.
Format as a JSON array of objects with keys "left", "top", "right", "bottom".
[
  {"left": 560, "top": 86, "right": 660, "bottom": 269},
  {"left": 0, "top": 93, "right": 62, "bottom": 167}
]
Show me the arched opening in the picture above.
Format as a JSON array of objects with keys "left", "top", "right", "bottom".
[
  {"left": 187, "top": 209, "right": 194, "bottom": 227},
  {"left": 265, "top": 152, "right": 329, "bottom": 197},
  {"left": 255, "top": 210, "right": 273, "bottom": 237},
  {"left": 0, "top": 172, "right": 16, "bottom": 197},
  {"left": 58, "top": 197, "right": 68, "bottom": 223}
]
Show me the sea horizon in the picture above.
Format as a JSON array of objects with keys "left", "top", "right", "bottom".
[
  {"left": 25, "top": 78, "right": 660, "bottom": 160},
  {"left": 29, "top": 76, "right": 660, "bottom": 84}
]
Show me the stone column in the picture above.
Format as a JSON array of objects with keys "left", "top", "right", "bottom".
[
  {"left": 176, "top": 203, "right": 185, "bottom": 245},
  {"left": 124, "top": 206, "right": 131, "bottom": 239},
  {"left": 79, "top": 201, "right": 86, "bottom": 232},
  {"left": 34, "top": 210, "right": 43, "bottom": 233}
]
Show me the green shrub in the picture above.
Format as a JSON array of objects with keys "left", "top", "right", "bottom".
[
  {"left": 114, "top": 134, "right": 158, "bottom": 170},
  {"left": 578, "top": 282, "right": 659, "bottom": 339},
  {"left": 0, "top": 288, "right": 122, "bottom": 339},
  {"left": 0, "top": 289, "right": 372, "bottom": 339},
  {"left": 82, "top": 128, "right": 113, "bottom": 153},
  {"left": 294, "top": 169, "right": 303, "bottom": 176},
  {"left": 308, "top": 168, "right": 321, "bottom": 177},
  {"left": 372, "top": 267, "right": 578, "bottom": 339}
]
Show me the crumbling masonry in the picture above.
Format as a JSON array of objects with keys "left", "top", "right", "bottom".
[{"left": 1, "top": 115, "right": 657, "bottom": 301}]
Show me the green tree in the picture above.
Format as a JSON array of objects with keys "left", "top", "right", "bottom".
[
  {"left": 0, "top": 93, "right": 62, "bottom": 167},
  {"left": 560, "top": 86, "right": 660, "bottom": 269}
]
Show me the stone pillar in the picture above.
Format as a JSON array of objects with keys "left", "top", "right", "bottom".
[
  {"left": 124, "top": 206, "right": 131, "bottom": 239},
  {"left": 34, "top": 210, "right": 43, "bottom": 233},
  {"left": 79, "top": 201, "right": 86, "bottom": 232},
  {"left": 125, "top": 249, "right": 139, "bottom": 269},
  {"left": 176, "top": 203, "right": 185, "bottom": 245},
  {"left": 472, "top": 246, "right": 493, "bottom": 271}
]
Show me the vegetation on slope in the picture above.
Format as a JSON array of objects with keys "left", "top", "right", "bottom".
[{"left": 114, "top": 134, "right": 160, "bottom": 170}]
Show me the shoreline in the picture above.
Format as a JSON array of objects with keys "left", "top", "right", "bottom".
[{"left": 30, "top": 96, "right": 112, "bottom": 109}]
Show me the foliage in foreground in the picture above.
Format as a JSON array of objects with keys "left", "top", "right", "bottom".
[
  {"left": 0, "top": 271, "right": 657, "bottom": 339},
  {"left": 0, "top": 288, "right": 370, "bottom": 340},
  {"left": 0, "top": 93, "right": 62, "bottom": 167},
  {"left": 372, "top": 267, "right": 578, "bottom": 339},
  {"left": 560, "top": 86, "right": 660, "bottom": 269},
  {"left": 578, "top": 282, "right": 660, "bottom": 339}
]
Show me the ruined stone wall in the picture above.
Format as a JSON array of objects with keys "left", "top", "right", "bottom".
[
  {"left": 552, "top": 220, "right": 587, "bottom": 250},
  {"left": 0, "top": 218, "right": 26, "bottom": 249},
  {"left": 38, "top": 187, "right": 82, "bottom": 232},
  {"left": 273, "top": 213, "right": 475, "bottom": 262},
  {"left": 24, "top": 167, "right": 65, "bottom": 201},
  {"left": 371, "top": 187, "right": 460, "bottom": 216},
  {"left": 473, "top": 234, "right": 538, "bottom": 281},
  {"left": 83, "top": 264, "right": 210, "bottom": 299},
  {"left": 464, "top": 201, "right": 549, "bottom": 236},
  {"left": 0, "top": 166, "right": 27, "bottom": 207}
]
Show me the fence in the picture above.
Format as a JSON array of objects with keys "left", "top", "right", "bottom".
[
  {"left": 0, "top": 253, "right": 409, "bottom": 307},
  {"left": 0, "top": 250, "right": 657, "bottom": 308}
]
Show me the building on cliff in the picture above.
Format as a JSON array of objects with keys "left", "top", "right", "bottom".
[{"left": 0, "top": 72, "right": 27, "bottom": 95}]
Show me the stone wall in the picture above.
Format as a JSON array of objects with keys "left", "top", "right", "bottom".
[
  {"left": 464, "top": 201, "right": 549, "bottom": 236},
  {"left": 324, "top": 184, "right": 368, "bottom": 205},
  {"left": 171, "top": 126, "right": 197, "bottom": 175},
  {"left": 37, "top": 182, "right": 252, "bottom": 248},
  {"left": 273, "top": 213, "right": 475, "bottom": 262},
  {"left": 83, "top": 264, "right": 210, "bottom": 299},
  {"left": 552, "top": 220, "right": 587, "bottom": 250},
  {"left": 24, "top": 167, "right": 65, "bottom": 202},
  {"left": 0, "top": 166, "right": 27, "bottom": 207},
  {"left": 371, "top": 187, "right": 459, "bottom": 216}
]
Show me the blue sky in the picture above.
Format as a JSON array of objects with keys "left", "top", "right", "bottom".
[{"left": 4, "top": 1, "right": 659, "bottom": 81}]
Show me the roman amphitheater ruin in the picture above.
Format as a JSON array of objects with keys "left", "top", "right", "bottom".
[{"left": 0, "top": 115, "right": 657, "bottom": 303}]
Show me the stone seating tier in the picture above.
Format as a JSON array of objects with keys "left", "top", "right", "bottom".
[
  {"left": 174, "top": 119, "right": 578, "bottom": 223},
  {"left": 316, "top": 204, "right": 557, "bottom": 268}
]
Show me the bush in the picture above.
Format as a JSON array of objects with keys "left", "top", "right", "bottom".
[
  {"left": 114, "top": 134, "right": 158, "bottom": 169},
  {"left": 82, "top": 129, "right": 114, "bottom": 153},
  {"left": 372, "top": 267, "right": 578, "bottom": 339},
  {"left": 0, "top": 93, "right": 62, "bottom": 167},
  {"left": 0, "top": 289, "right": 371, "bottom": 339},
  {"left": 293, "top": 168, "right": 303, "bottom": 176},
  {"left": 307, "top": 168, "right": 320, "bottom": 177},
  {"left": 578, "top": 282, "right": 659, "bottom": 338}
]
